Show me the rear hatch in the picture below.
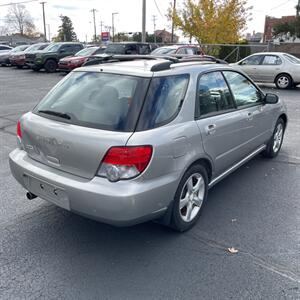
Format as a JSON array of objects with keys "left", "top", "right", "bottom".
[
  {"left": 21, "top": 113, "right": 131, "bottom": 179},
  {"left": 20, "top": 70, "right": 150, "bottom": 179}
]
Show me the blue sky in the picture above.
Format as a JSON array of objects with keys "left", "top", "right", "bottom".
[{"left": 0, "top": 0, "right": 297, "bottom": 42}]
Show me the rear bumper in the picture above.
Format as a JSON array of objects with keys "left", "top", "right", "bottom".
[{"left": 9, "top": 149, "right": 179, "bottom": 226}]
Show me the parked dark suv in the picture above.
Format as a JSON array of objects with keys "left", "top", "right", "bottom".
[
  {"left": 84, "top": 42, "right": 152, "bottom": 65},
  {"left": 26, "top": 42, "right": 84, "bottom": 72},
  {"left": 105, "top": 42, "right": 152, "bottom": 55}
]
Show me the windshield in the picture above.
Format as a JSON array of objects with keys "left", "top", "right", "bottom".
[
  {"left": 75, "top": 47, "right": 98, "bottom": 57},
  {"left": 11, "top": 45, "right": 28, "bottom": 52},
  {"left": 105, "top": 44, "right": 126, "bottom": 54},
  {"left": 24, "top": 44, "right": 47, "bottom": 52},
  {"left": 44, "top": 44, "right": 61, "bottom": 52},
  {"left": 284, "top": 54, "right": 300, "bottom": 64},
  {"left": 34, "top": 72, "right": 150, "bottom": 132},
  {"left": 151, "top": 47, "right": 177, "bottom": 55}
]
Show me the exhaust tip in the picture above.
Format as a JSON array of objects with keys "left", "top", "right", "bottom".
[{"left": 26, "top": 192, "right": 37, "bottom": 200}]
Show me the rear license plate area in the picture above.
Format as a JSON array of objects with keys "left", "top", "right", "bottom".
[{"left": 23, "top": 174, "right": 70, "bottom": 210}]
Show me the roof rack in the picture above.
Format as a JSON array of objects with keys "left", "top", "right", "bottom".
[
  {"left": 82, "top": 54, "right": 178, "bottom": 67},
  {"left": 82, "top": 54, "right": 227, "bottom": 71}
]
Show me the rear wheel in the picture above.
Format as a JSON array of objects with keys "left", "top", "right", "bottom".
[
  {"left": 275, "top": 74, "right": 292, "bottom": 89},
  {"left": 170, "top": 164, "right": 208, "bottom": 232},
  {"left": 263, "top": 118, "right": 285, "bottom": 158},
  {"left": 44, "top": 59, "right": 57, "bottom": 73}
]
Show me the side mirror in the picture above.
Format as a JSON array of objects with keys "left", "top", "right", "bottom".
[{"left": 264, "top": 93, "right": 279, "bottom": 104}]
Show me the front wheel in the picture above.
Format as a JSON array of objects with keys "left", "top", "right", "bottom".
[
  {"left": 263, "top": 118, "right": 285, "bottom": 158},
  {"left": 170, "top": 164, "right": 208, "bottom": 232},
  {"left": 44, "top": 59, "right": 57, "bottom": 73}
]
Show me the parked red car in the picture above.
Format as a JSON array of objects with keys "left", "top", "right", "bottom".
[
  {"left": 58, "top": 46, "right": 106, "bottom": 71},
  {"left": 10, "top": 43, "right": 49, "bottom": 68}
]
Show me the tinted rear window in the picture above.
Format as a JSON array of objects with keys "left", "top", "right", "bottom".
[{"left": 34, "top": 72, "right": 150, "bottom": 132}]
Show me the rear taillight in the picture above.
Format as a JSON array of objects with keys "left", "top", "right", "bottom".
[
  {"left": 17, "top": 120, "right": 22, "bottom": 139},
  {"left": 98, "top": 146, "right": 153, "bottom": 182}
]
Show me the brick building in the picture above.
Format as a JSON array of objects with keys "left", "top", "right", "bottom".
[
  {"left": 263, "top": 15, "right": 296, "bottom": 42},
  {"left": 154, "top": 29, "right": 179, "bottom": 44}
]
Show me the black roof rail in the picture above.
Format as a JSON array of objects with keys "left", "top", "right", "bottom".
[
  {"left": 82, "top": 54, "right": 227, "bottom": 70},
  {"left": 82, "top": 54, "right": 179, "bottom": 67}
]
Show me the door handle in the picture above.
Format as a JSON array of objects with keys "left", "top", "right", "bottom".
[
  {"left": 247, "top": 112, "right": 253, "bottom": 121},
  {"left": 206, "top": 124, "right": 216, "bottom": 135}
]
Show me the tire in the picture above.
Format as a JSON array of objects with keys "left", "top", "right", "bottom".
[
  {"left": 44, "top": 59, "right": 57, "bottom": 73},
  {"left": 16, "top": 65, "right": 23, "bottom": 69},
  {"left": 32, "top": 66, "right": 41, "bottom": 71},
  {"left": 275, "top": 74, "right": 292, "bottom": 89},
  {"left": 263, "top": 118, "right": 285, "bottom": 158},
  {"left": 170, "top": 164, "right": 208, "bottom": 232}
]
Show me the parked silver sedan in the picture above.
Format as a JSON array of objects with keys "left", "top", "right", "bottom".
[{"left": 231, "top": 52, "right": 300, "bottom": 89}]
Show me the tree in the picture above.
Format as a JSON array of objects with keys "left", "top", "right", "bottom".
[
  {"left": 132, "top": 32, "right": 162, "bottom": 43},
  {"left": 273, "top": 17, "right": 300, "bottom": 38},
  {"left": 168, "top": 0, "right": 251, "bottom": 44},
  {"left": 5, "top": 4, "right": 36, "bottom": 36},
  {"left": 54, "top": 15, "right": 77, "bottom": 42}
]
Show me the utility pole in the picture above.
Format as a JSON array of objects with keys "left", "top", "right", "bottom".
[
  {"left": 100, "top": 21, "right": 104, "bottom": 35},
  {"left": 112, "top": 12, "right": 118, "bottom": 42},
  {"left": 171, "top": 0, "right": 176, "bottom": 43},
  {"left": 47, "top": 23, "right": 50, "bottom": 41},
  {"left": 297, "top": 0, "right": 300, "bottom": 16},
  {"left": 90, "top": 8, "right": 98, "bottom": 42},
  {"left": 152, "top": 15, "right": 157, "bottom": 43},
  {"left": 40, "top": 2, "right": 47, "bottom": 42},
  {"left": 142, "top": 0, "right": 146, "bottom": 42}
]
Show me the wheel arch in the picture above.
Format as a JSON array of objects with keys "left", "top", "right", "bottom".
[
  {"left": 188, "top": 157, "right": 213, "bottom": 183},
  {"left": 278, "top": 113, "right": 288, "bottom": 128}
]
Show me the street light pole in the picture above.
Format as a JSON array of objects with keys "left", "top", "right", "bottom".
[
  {"left": 40, "top": 2, "right": 47, "bottom": 42},
  {"left": 171, "top": 0, "right": 176, "bottom": 43},
  {"left": 112, "top": 12, "right": 118, "bottom": 42},
  {"left": 142, "top": 0, "right": 146, "bottom": 42},
  {"left": 152, "top": 15, "right": 157, "bottom": 43}
]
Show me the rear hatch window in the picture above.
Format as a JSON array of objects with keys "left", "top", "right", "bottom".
[{"left": 34, "top": 71, "right": 150, "bottom": 132}]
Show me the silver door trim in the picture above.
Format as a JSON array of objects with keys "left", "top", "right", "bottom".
[{"left": 208, "top": 144, "right": 266, "bottom": 188}]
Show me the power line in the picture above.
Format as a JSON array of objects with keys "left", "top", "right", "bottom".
[
  {"left": 153, "top": 0, "right": 164, "bottom": 18},
  {"left": 0, "top": 0, "right": 38, "bottom": 7},
  {"left": 270, "top": 0, "right": 294, "bottom": 11}
]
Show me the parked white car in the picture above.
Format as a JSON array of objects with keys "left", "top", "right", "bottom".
[{"left": 230, "top": 52, "right": 300, "bottom": 89}]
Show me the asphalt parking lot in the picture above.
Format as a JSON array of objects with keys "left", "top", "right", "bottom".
[{"left": 0, "top": 67, "right": 299, "bottom": 300}]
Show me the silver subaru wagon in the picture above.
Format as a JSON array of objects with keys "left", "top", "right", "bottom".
[{"left": 9, "top": 56, "right": 287, "bottom": 231}]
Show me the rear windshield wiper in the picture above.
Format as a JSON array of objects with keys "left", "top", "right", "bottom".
[{"left": 38, "top": 110, "right": 71, "bottom": 120}]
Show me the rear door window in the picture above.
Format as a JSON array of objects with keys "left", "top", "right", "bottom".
[
  {"left": 262, "top": 55, "right": 282, "bottom": 65},
  {"left": 137, "top": 74, "right": 189, "bottom": 130},
  {"left": 196, "top": 71, "right": 235, "bottom": 118},
  {"left": 34, "top": 72, "right": 150, "bottom": 132}
]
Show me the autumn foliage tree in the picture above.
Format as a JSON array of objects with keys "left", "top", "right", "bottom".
[{"left": 168, "top": 0, "right": 251, "bottom": 44}]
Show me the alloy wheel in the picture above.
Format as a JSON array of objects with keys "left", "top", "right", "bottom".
[
  {"left": 179, "top": 173, "right": 205, "bottom": 222},
  {"left": 273, "top": 123, "right": 284, "bottom": 153}
]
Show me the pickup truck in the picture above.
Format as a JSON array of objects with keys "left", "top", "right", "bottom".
[{"left": 26, "top": 42, "right": 84, "bottom": 72}]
